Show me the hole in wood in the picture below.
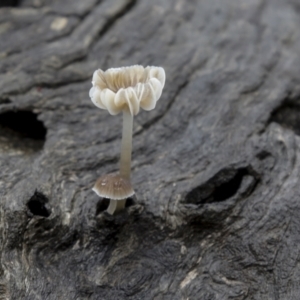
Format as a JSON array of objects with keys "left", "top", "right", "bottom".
[
  {"left": 0, "top": 98, "right": 12, "bottom": 104},
  {"left": 0, "top": 110, "right": 47, "bottom": 151},
  {"left": 27, "top": 191, "right": 51, "bottom": 217},
  {"left": 0, "top": 0, "right": 20, "bottom": 7},
  {"left": 125, "top": 197, "right": 135, "bottom": 207},
  {"left": 270, "top": 103, "right": 300, "bottom": 135},
  {"left": 213, "top": 168, "right": 248, "bottom": 202},
  {"left": 96, "top": 198, "right": 110, "bottom": 215},
  {"left": 185, "top": 168, "right": 252, "bottom": 204},
  {"left": 0, "top": 110, "right": 46, "bottom": 140}
]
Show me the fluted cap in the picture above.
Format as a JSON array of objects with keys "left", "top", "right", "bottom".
[
  {"left": 89, "top": 65, "right": 165, "bottom": 116},
  {"left": 92, "top": 173, "right": 135, "bottom": 200}
]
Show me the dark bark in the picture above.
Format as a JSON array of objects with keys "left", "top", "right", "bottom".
[{"left": 1, "top": 0, "right": 300, "bottom": 299}]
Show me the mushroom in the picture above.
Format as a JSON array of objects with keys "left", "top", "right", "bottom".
[
  {"left": 89, "top": 65, "right": 166, "bottom": 214},
  {"left": 93, "top": 173, "right": 135, "bottom": 214}
]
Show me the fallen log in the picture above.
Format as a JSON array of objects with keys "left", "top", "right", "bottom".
[{"left": 1, "top": 0, "right": 300, "bottom": 299}]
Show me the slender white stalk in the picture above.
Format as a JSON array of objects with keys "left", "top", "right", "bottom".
[
  {"left": 107, "top": 199, "right": 126, "bottom": 215},
  {"left": 107, "top": 108, "right": 133, "bottom": 215},
  {"left": 120, "top": 108, "right": 133, "bottom": 179}
]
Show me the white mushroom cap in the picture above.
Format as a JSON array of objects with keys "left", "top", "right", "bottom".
[
  {"left": 89, "top": 65, "right": 166, "bottom": 116},
  {"left": 92, "top": 173, "right": 135, "bottom": 200}
]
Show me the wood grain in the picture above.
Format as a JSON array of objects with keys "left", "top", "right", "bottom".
[{"left": 1, "top": 0, "right": 300, "bottom": 299}]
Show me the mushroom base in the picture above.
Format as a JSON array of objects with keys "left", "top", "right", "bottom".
[{"left": 107, "top": 199, "right": 126, "bottom": 215}]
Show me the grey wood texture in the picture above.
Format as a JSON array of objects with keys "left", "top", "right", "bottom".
[{"left": 1, "top": 0, "right": 300, "bottom": 299}]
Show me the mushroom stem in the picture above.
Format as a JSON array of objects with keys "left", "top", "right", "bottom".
[
  {"left": 119, "top": 107, "right": 133, "bottom": 179},
  {"left": 107, "top": 199, "right": 126, "bottom": 215},
  {"left": 107, "top": 108, "right": 133, "bottom": 215}
]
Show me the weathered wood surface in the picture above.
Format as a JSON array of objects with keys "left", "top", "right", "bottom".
[{"left": 1, "top": 0, "right": 300, "bottom": 299}]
